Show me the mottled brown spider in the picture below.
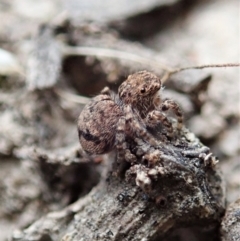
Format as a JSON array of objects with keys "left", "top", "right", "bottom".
[{"left": 78, "top": 71, "right": 183, "bottom": 162}]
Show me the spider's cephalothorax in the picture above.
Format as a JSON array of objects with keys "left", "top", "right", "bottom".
[
  {"left": 118, "top": 71, "right": 162, "bottom": 119},
  {"left": 78, "top": 71, "right": 183, "bottom": 161}
]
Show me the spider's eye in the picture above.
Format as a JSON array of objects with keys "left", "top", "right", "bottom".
[
  {"left": 140, "top": 87, "right": 146, "bottom": 94},
  {"left": 121, "top": 92, "right": 126, "bottom": 98}
]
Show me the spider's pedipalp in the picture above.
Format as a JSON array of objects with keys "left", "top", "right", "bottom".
[
  {"left": 161, "top": 99, "right": 183, "bottom": 131},
  {"left": 145, "top": 110, "right": 174, "bottom": 139}
]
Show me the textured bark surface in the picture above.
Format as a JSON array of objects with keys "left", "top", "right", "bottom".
[
  {"left": 221, "top": 199, "right": 240, "bottom": 241},
  {"left": 12, "top": 127, "right": 225, "bottom": 241}
]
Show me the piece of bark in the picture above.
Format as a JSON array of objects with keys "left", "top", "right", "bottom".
[
  {"left": 221, "top": 198, "right": 240, "bottom": 241},
  {"left": 0, "top": 110, "right": 32, "bottom": 156},
  {"left": 27, "top": 26, "right": 61, "bottom": 90},
  {"left": 220, "top": 156, "right": 240, "bottom": 204},
  {"left": 14, "top": 143, "right": 101, "bottom": 204},
  {"left": 14, "top": 143, "right": 87, "bottom": 165},
  {"left": 12, "top": 127, "right": 225, "bottom": 241}
]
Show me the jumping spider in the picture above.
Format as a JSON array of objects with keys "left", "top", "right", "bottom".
[{"left": 78, "top": 71, "right": 183, "bottom": 163}]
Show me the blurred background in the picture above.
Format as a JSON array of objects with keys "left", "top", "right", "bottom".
[{"left": 0, "top": 0, "right": 239, "bottom": 240}]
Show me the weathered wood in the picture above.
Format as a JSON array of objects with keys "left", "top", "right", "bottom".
[
  {"left": 12, "top": 127, "right": 225, "bottom": 241},
  {"left": 221, "top": 199, "right": 240, "bottom": 241}
]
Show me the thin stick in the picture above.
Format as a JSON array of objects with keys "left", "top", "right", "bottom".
[
  {"left": 55, "top": 88, "right": 91, "bottom": 104},
  {"left": 62, "top": 45, "right": 240, "bottom": 100},
  {"left": 63, "top": 46, "right": 172, "bottom": 72},
  {"left": 161, "top": 63, "right": 240, "bottom": 83},
  {"left": 63, "top": 45, "right": 239, "bottom": 82},
  {"left": 170, "top": 63, "right": 240, "bottom": 74}
]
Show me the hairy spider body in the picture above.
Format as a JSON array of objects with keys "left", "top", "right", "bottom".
[
  {"left": 78, "top": 90, "right": 122, "bottom": 154},
  {"left": 78, "top": 71, "right": 183, "bottom": 160}
]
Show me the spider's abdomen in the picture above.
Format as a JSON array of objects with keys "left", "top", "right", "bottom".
[{"left": 78, "top": 94, "right": 121, "bottom": 154}]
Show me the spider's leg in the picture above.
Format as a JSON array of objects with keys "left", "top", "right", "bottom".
[
  {"left": 116, "top": 116, "right": 137, "bottom": 163},
  {"left": 100, "top": 86, "right": 111, "bottom": 94},
  {"left": 145, "top": 110, "right": 174, "bottom": 139},
  {"left": 161, "top": 99, "right": 183, "bottom": 131},
  {"left": 116, "top": 117, "right": 127, "bottom": 162},
  {"left": 124, "top": 105, "right": 158, "bottom": 146}
]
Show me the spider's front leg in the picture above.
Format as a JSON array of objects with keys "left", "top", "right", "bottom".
[
  {"left": 116, "top": 116, "right": 136, "bottom": 163},
  {"left": 161, "top": 99, "right": 183, "bottom": 131}
]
